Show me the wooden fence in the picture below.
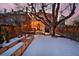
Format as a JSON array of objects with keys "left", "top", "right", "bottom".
[{"left": 56, "top": 26, "right": 79, "bottom": 41}]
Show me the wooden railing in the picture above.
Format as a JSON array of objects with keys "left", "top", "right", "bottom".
[
  {"left": 0, "top": 34, "right": 34, "bottom": 56},
  {"left": 11, "top": 39, "right": 33, "bottom": 56}
]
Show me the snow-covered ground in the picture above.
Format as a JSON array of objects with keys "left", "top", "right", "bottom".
[{"left": 23, "top": 35, "right": 79, "bottom": 56}]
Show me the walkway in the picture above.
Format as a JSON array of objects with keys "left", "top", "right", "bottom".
[{"left": 23, "top": 35, "right": 79, "bottom": 56}]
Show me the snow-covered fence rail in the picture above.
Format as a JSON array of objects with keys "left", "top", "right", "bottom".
[
  {"left": 11, "top": 39, "right": 33, "bottom": 56},
  {"left": 0, "top": 35, "right": 34, "bottom": 56},
  {"left": 0, "top": 34, "right": 29, "bottom": 54},
  {"left": 0, "top": 41, "right": 18, "bottom": 54},
  {"left": 0, "top": 42, "right": 24, "bottom": 56}
]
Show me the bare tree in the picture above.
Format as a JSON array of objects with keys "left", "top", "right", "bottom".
[
  {"left": 27, "top": 3, "right": 76, "bottom": 36},
  {"left": 41, "top": 3, "right": 76, "bottom": 36}
]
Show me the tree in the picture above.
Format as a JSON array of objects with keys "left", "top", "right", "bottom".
[{"left": 29, "top": 3, "right": 76, "bottom": 36}]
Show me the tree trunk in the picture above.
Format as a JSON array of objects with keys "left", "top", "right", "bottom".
[{"left": 50, "top": 25, "right": 56, "bottom": 37}]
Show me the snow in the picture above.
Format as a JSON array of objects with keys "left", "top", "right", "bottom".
[
  {"left": 26, "top": 36, "right": 32, "bottom": 39},
  {"left": 26, "top": 35, "right": 34, "bottom": 39},
  {"left": 1, "top": 42, "right": 24, "bottom": 56},
  {"left": 23, "top": 35, "right": 79, "bottom": 56},
  {"left": 2, "top": 36, "right": 24, "bottom": 47}
]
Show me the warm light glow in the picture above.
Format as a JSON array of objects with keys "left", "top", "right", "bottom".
[{"left": 31, "top": 20, "right": 45, "bottom": 32}]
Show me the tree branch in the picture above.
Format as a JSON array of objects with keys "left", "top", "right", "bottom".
[
  {"left": 55, "top": 3, "right": 60, "bottom": 23},
  {"left": 57, "top": 3, "right": 76, "bottom": 25},
  {"left": 35, "top": 14, "right": 51, "bottom": 27},
  {"left": 52, "top": 3, "right": 56, "bottom": 20},
  {"left": 30, "top": 3, "right": 50, "bottom": 27},
  {"left": 41, "top": 3, "right": 51, "bottom": 24}
]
